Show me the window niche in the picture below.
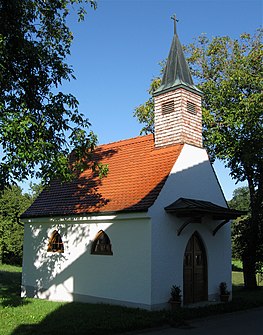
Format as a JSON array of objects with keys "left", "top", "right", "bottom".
[
  {"left": 47, "top": 230, "right": 64, "bottom": 253},
  {"left": 91, "top": 230, "right": 113, "bottom": 255}
]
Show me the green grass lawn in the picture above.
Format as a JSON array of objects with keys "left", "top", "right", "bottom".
[
  {"left": 232, "top": 271, "right": 244, "bottom": 286},
  {"left": 1, "top": 264, "right": 263, "bottom": 335}
]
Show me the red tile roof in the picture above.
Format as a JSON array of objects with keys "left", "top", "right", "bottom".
[{"left": 21, "top": 135, "right": 183, "bottom": 218}]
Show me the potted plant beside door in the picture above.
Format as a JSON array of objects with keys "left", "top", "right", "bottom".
[
  {"left": 219, "top": 282, "right": 230, "bottom": 302},
  {"left": 168, "top": 285, "right": 182, "bottom": 310}
]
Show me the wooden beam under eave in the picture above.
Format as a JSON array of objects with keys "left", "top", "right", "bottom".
[
  {"left": 212, "top": 219, "right": 230, "bottom": 236},
  {"left": 177, "top": 217, "right": 202, "bottom": 236}
]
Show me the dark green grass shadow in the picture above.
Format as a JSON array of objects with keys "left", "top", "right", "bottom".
[
  {"left": 0, "top": 270, "right": 30, "bottom": 307},
  {"left": 12, "top": 303, "right": 168, "bottom": 335}
]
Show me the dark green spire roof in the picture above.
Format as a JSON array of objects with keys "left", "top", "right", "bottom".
[{"left": 154, "top": 23, "right": 202, "bottom": 96}]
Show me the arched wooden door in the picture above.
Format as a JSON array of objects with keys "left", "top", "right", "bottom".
[{"left": 183, "top": 232, "right": 208, "bottom": 304}]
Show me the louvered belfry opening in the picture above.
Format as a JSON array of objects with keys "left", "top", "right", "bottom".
[
  {"left": 162, "top": 100, "right": 174, "bottom": 115},
  {"left": 187, "top": 101, "right": 196, "bottom": 115}
]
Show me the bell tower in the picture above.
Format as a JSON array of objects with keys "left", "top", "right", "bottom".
[{"left": 153, "top": 15, "right": 203, "bottom": 148}]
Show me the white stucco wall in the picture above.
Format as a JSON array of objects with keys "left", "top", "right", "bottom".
[
  {"left": 21, "top": 213, "right": 152, "bottom": 308},
  {"left": 148, "top": 144, "right": 232, "bottom": 307}
]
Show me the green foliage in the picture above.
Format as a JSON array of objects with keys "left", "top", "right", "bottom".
[
  {"left": 185, "top": 34, "right": 263, "bottom": 288},
  {"left": 232, "top": 259, "right": 243, "bottom": 272},
  {"left": 231, "top": 217, "right": 250, "bottom": 259},
  {"left": 229, "top": 186, "right": 263, "bottom": 276},
  {"left": 169, "top": 285, "right": 182, "bottom": 302},
  {"left": 229, "top": 187, "right": 251, "bottom": 260},
  {"left": 219, "top": 282, "right": 230, "bottom": 295},
  {"left": 0, "top": 186, "right": 32, "bottom": 265},
  {"left": 28, "top": 182, "right": 44, "bottom": 201},
  {"left": 185, "top": 30, "right": 263, "bottom": 185},
  {"left": 0, "top": 0, "right": 97, "bottom": 188},
  {"left": 228, "top": 186, "right": 250, "bottom": 212},
  {"left": 133, "top": 72, "right": 162, "bottom": 135}
]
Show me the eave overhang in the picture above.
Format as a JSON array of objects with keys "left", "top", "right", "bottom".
[
  {"left": 153, "top": 82, "right": 202, "bottom": 97},
  {"left": 165, "top": 197, "right": 246, "bottom": 236}
]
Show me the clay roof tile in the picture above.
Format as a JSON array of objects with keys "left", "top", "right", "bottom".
[{"left": 21, "top": 134, "right": 183, "bottom": 218}]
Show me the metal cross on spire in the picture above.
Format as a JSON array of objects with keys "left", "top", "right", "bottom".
[{"left": 171, "top": 14, "right": 179, "bottom": 35}]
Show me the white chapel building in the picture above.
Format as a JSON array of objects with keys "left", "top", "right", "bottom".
[{"left": 21, "top": 22, "right": 243, "bottom": 310}]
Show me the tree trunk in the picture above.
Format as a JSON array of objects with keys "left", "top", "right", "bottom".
[
  {"left": 0, "top": 243, "right": 3, "bottom": 265},
  {"left": 241, "top": 216, "right": 258, "bottom": 290},
  {"left": 242, "top": 255, "right": 257, "bottom": 289},
  {"left": 242, "top": 173, "right": 260, "bottom": 290}
]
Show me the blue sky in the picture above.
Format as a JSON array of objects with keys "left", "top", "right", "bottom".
[{"left": 24, "top": 0, "right": 263, "bottom": 199}]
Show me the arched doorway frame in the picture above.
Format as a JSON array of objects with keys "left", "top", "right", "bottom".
[{"left": 183, "top": 231, "right": 208, "bottom": 304}]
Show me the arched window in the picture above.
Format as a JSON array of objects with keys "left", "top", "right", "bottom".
[
  {"left": 91, "top": 230, "right": 113, "bottom": 255},
  {"left": 47, "top": 230, "right": 64, "bottom": 253}
]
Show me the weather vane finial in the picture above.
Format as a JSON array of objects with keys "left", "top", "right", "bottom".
[{"left": 171, "top": 14, "right": 179, "bottom": 35}]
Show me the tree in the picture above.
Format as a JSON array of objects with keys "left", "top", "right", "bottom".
[
  {"left": 0, "top": 0, "right": 97, "bottom": 189},
  {"left": 229, "top": 187, "right": 263, "bottom": 277},
  {"left": 228, "top": 186, "right": 250, "bottom": 261},
  {"left": 27, "top": 182, "right": 44, "bottom": 201},
  {"left": 134, "top": 77, "right": 161, "bottom": 135},
  {"left": 228, "top": 186, "right": 250, "bottom": 212},
  {"left": 134, "top": 29, "right": 263, "bottom": 289},
  {"left": 0, "top": 185, "right": 32, "bottom": 265},
  {"left": 186, "top": 30, "right": 263, "bottom": 289}
]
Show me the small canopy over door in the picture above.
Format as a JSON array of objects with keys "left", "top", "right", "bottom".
[{"left": 165, "top": 197, "right": 246, "bottom": 236}]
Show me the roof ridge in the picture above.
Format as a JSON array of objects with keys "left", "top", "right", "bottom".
[{"left": 97, "top": 134, "right": 153, "bottom": 149}]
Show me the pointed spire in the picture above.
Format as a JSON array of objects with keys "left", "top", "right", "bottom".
[{"left": 154, "top": 16, "right": 201, "bottom": 96}]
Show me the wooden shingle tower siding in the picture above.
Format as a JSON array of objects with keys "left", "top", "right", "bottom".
[{"left": 153, "top": 17, "right": 203, "bottom": 148}]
